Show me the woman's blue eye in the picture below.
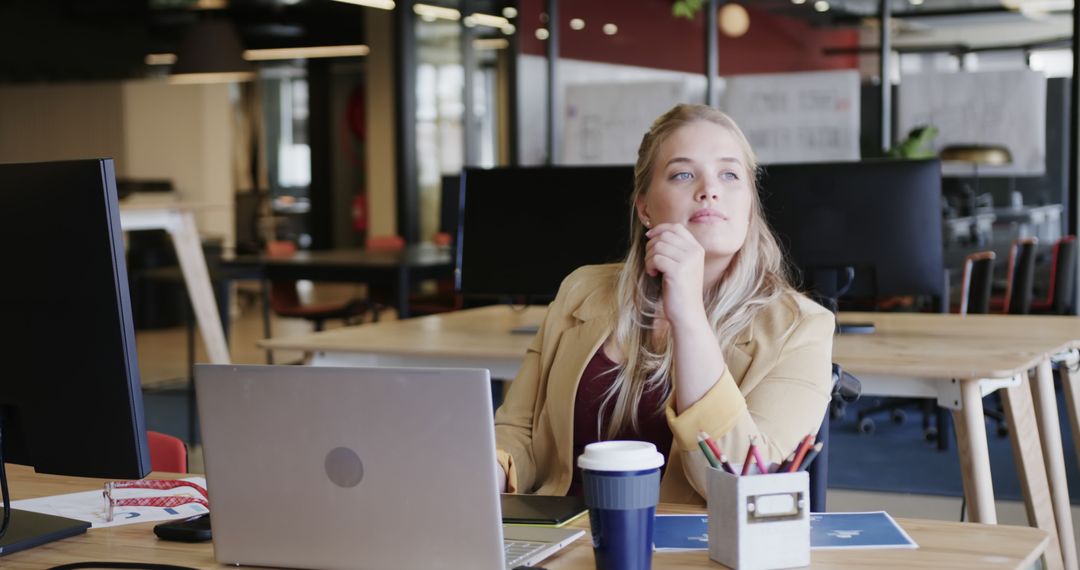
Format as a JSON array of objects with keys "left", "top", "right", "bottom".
[
  {"left": 721, "top": 171, "right": 740, "bottom": 181},
  {"left": 671, "top": 172, "right": 692, "bottom": 181}
]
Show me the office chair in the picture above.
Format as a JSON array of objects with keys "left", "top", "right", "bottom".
[
  {"left": 1031, "top": 235, "right": 1077, "bottom": 315},
  {"left": 810, "top": 363, "right": 862, "bottom": 512},
  {"left": 266, "top": 240, "right": 374, "bottom": 331},
  {"left": 364, "top": 234, "right": 461, "bottom": 319},
  {"left": 959, "top": 251, "right": 996, "bottom": 316},
  {"left": 990, "top": 237, "right": 1038, "bottom": 314},
  {"left": 147, "top": 431, "right": 188, "bottom": 473}
]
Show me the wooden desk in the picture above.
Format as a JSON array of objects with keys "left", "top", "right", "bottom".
[
  {"left": 259, "top": 305, "right": 1078, "bottom": 569},
  {"left": 224, "top": 245, "right": 454, "bottom": 320},
  {"left": 4, "top": 465, "right": 1048, "bottom": 569},
  {"left": 841, "top": 311, "right": 1079, "bottom": 570},
  {"left": 121, "top": 203, "right": 230, "bottom": 365}
]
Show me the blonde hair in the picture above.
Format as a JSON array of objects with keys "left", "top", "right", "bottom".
[{"left": 600, "top": 103, "right": 796, "bottom": 439}]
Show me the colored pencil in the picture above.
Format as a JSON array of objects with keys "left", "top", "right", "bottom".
[
  {"left": 798, "top": 442, "right": 825, "bottom": 472},
  {"left": 787, "top": 434, "right": 816, "bottom": 473},
  {"left": 697, "top": 434, "right": 720, "bottom": 468}
]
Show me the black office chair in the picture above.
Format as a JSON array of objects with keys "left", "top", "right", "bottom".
[
  {"left": 990, "top": 237, "right": 1038, "bottom": 314},
  {"left": 809, "top": 363, "right": 861, "bottom": 512},
  {"left": 959, "top": 251, "right": 996, "bottom": 315},
  {"left": 1031, "top": 235, "right": 1077, "bottom": 315}
]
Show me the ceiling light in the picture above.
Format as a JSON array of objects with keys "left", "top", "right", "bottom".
[
  {"left": 719, "top": 3, "right": 750, "bottom": 38},
  {"left": 502, "top": 7, "right": 518, "bottom": 18},
  {"left": 243, "top": 45, "right": 370, "bottom": 61},
  {"left": 474, "top": 38, "right": 510, "bottom": 50},
  {"left": 463, "top": 15, "right": 477, "bottom": 27},
  {"left": 168, "top": 72, "right": 255, "bottom": 85},
  {"left": 1005, "top": 0, "right": 1074, "bottom": 17},
  {"left": 792, "top": 0, "right": 806, "bottom": 4},
  {"left": 908, "top": 0, "right": 924, "bottom": 4},
  {"left": 535, "top": 28, "right": 549, "bottom": 40},
  {"left": 145, "top": 53, "right": 178, "bottom": 66},
  {"left": 502, "top": 24, "right": 516, "bottom": 35},
  {"left": 470, "top": 13, "right": 511, "bottom": 28},
  {"left": 413, "top": 3, "right": 460, "bottom": 20},
  {"left": 569, "top": 18, "right": 585, "bottom": 30},
  {"left": 170, "top": 19, "right": 254, "bottom": 84},
  {"left": 332, "top": 0, "right": 395, "bottom": 9},
  {"left": 814, "top": 0, "right": 830, "bottom": 11},
  {"left": 602, "top": 23, "right": 618, "bottom": 35}
]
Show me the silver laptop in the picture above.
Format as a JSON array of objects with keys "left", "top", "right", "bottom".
[{"left": 195, "top": 364, "right": 584, "bottom": 570}]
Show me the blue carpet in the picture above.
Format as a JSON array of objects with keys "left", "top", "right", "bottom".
[{"left": 828, "top": 388, "right": 1080, "bottom": 503}]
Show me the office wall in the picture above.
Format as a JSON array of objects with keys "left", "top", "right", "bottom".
[
  {"left": 0, "top": 80, "right": 234, "bottom": 247},
  {"left": 0, "top": 82, "right": 126, "bottom": 169},
  {"left": 122, "top": 80, "right": 234, "bottom": 248}
]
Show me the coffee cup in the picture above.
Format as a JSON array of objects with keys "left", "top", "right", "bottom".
[{"left": 577, "top": 441, "right": 665, "bottom": 570}]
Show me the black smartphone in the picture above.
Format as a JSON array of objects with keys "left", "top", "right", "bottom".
[
  {"left": 153, "top": 513, "right": 212, "bottom": 542},
  {"left": 837, "top": 322, "right": 876, "bottom": 335}
]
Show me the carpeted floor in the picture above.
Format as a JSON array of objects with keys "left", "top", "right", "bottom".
[{"left": 828, "top": 388, "right": 1080, "bottom": 503}]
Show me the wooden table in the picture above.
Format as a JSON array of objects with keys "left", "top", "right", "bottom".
[
  {"left": 840, "top": 311, "right": 1080, "bottom": 570},
  {"left": 259, "top": 305, "right": 1080, "bottom": 569},
  {"left": 121, "top": 203, "right": 230, "bottom": 365},
  {"left": 3, "top": 465, "right": 1049, "bottom": 569}
]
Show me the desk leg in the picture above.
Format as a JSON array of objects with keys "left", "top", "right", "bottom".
[
  {"left": 1003, "top": 370, "right": 1066, "bottom": 570},
  {"left": 397, "top": 264, "right": 410, "bottom": 319},
  {"left": 1061, "top": 363, "right": 1080, "bottom": 488},
  {"left": 169, "top": 212, "right": 231, "bottom": 365},
  {"left": 1031, "top": 360, "right": 1078, "bottom": 570},
  {"left": 952, "top": 379, "right": 997, "bottom": 524}
]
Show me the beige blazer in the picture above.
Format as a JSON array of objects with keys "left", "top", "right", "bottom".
[{"left": 495, "top": 264, "right": 835, "bottom": 504}]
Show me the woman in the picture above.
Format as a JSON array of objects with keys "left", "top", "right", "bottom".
[{"left": 494, "top": 104, "right": 834, "bottom": 503}]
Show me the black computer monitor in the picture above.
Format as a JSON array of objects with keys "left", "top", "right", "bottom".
[
  {"left": 456, "top": 166, "right": 635, "bottom": 302},
  {"left": 0, "top": 159, "right": 151, "bottom": 555},
  {"left": 758, "top": 158, "right": 945, "bottom": 312}
]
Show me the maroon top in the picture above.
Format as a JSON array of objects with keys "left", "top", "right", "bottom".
[{"left": 567, "top": 346, "right": 673, "bottom": 497}]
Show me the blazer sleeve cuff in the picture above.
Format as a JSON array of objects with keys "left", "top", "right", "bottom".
[
  {"left": 666, "top": 368, "right": 747, "bottom": 452},
  {"left": 497, "top": 449, "right": 520, "bottom": 494}
]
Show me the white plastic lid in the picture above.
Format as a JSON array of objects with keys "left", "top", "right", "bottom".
[{"left": 576, "top": 440, "right": 665, "bottom": 472}]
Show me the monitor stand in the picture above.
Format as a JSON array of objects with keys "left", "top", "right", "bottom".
[
  {"left": 0, "top": 415, "right": 91, "bottom": 557},
  {"left": 0, "top": 509, "right": 90, "bottom": 557}
]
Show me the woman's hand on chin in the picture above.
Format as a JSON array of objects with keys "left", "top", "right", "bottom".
[{"left": 644, "top": 222, "right": 707, "bottom": 328}]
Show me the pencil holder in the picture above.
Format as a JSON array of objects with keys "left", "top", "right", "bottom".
[{"left": 706, "top": 466, "right": 809, "bottom": 570}]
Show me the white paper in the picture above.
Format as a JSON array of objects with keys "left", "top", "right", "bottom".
[{"left": 11, "top": 477, "right": 209, "bottom": 529}]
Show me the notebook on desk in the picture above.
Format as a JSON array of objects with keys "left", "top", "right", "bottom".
[{"left": 195, "top": 364, "right": 583, "bottom": 570}]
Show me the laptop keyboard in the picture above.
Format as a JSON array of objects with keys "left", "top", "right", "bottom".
[{"left": 504, "top": 539, "right": 547, "bottom": 568}]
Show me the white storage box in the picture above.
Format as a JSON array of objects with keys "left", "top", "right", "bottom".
[{"left": 707, "top": 466, "right": 810, "bottom": 570}]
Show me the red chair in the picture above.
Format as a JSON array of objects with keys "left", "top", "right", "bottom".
[
  {"left": 365, "top": 235, "right": 461, "bottom": 317},
  {"left": 266, "top": 240, "right": 373, "bottom": 331},
  {"left": 147, "top": 431, "right": 188, "bottom": 473}
]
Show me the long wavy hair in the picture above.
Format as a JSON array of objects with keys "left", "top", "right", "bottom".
[{"left": 600, "top": 103, "right": 797, "bottom": 439}]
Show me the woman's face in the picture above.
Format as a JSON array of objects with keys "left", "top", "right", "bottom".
[{"left": 637, "top": 121, "right": 754, "bottom": 264}]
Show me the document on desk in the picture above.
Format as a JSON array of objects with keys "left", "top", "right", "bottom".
[
  {"left": 810, "top": 512, "right": 917, "bottom": 550},
  {"left": 653, "top": 512, "right": 917, "bottom": 551},
  {"left": 11, "top": 477, "right": 209, "bottom": 529}
]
